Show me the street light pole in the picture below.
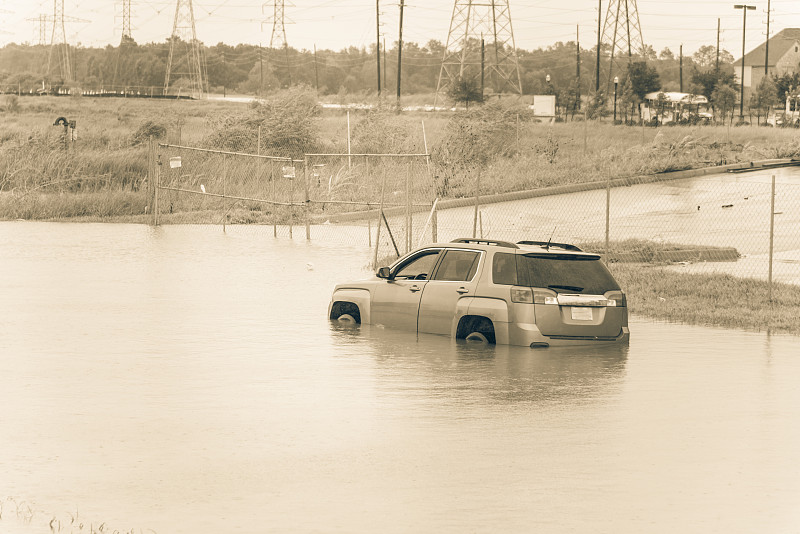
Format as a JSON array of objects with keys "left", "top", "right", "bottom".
[
  {"left": 734, "top": 4, "right": 756, "bottom": 121},
  {"left": 613, "top": 76, "right": 619, "bottom": 123}
]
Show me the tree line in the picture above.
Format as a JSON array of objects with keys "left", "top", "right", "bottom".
[{"left": 1, "top": 37, "right": 798, "bottom": 119}]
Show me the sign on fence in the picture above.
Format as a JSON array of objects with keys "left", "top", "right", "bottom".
[{"left": 282, "top": 166, "right": 296, "bottom": 179}]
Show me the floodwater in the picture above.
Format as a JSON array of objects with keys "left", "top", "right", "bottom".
[{"left": 1, "top": 222, "right": 799, "bottom": 534}]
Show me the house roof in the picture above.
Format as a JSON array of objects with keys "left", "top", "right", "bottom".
[{"left": 739, "top": 28, "right": 800, "bottom": 67}]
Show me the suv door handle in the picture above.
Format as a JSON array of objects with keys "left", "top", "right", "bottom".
[
  {"left": 409, "top": 285, "right": 421, "bottom": 292},
  {"left": 456, "top": 287, "right": 469, "bottom": 294}
]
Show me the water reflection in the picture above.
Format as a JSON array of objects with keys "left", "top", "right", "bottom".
[{"left": 330, "top": 322, "right": 628, "bottom": 406}]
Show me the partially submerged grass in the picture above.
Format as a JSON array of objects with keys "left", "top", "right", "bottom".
[{"left": 611, "top": 263, "right": 800, "bottom": 335}]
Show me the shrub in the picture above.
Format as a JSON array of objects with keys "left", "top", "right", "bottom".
[
  {"left": 203, "top": 86, "right": 321, "bottom": 158},
  {"left": 130, "top": 120, "right": 167, "bottom": 145}
]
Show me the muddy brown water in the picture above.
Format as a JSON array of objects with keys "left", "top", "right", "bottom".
[{"left": 1, "top": 222, "right": 799, "bottom": 534}]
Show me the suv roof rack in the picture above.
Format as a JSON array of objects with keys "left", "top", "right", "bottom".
[
  {"left": 517, "top": 240, "right": 583, "bottom": 252},
  {"left": 451, "top": 238, "right": 519, "bottom": 249}
]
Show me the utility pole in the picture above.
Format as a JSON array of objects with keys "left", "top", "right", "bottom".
[
  {"left": 376, "top": 0, "right": 381, "bottom": 96},
  {"left": 259, "top": 44, "right": 263, "bottom": 94},
  {"left": 595, "top": 0, "right": 601, "bottom": 92},
  {"left": 396, "top": 0, "right": 404, "bottom": 108},
  {"left": 734, "top": 4, "right": 756, "bottom": 120},
  {"left": 716, "top": 18, "right": 720, "bottom": 71},
  {"left": 764, "top": 0, "right": 771, "bottom": 76},
  {"left": 679, "top": 44, "right": 683, "bottom": 92},
  {"left": 577, "top": 24, "right": 581, "bottom": 111}
]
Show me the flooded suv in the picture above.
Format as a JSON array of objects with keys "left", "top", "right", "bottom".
[{"left": 328, "top": 238, "right": 629, "bottom": 347}]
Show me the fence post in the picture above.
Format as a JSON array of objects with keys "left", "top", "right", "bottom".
[
  {"left": 289, "top": 162, "right": 294, "bottom": 239},
  {"left": 768, "top": 175, "right": 776, "bottom": 303},
  {"left": 406, "top": 163, "right": 411, "bottom": 253},
  {"left": 605, "top": 173, "right": 611, "bottom": 263},
  {"left": 432, "top": 204, "right": 438, "bottom": 243},
  {"left": 154, "top": 144, "right": 160, "bottom": 226},
  {"left": 473, "top": 172, "right": 481, "bottom": 239},
  {"left": 271, "top": 160, "right": 277, "bottom": 238},
  {"left": 373, "top": 169, "right": 387, "bottom": 269},
  {"left": 304, "top": 158, "right": 311, "bottom": 240},
  {"left": 147, "top": 137, "right": 155, "bottom": 223},
  {"left": 222, "top": 154, "right": 227, "bottom": 233},
  {"left": 347, "top": 111, "right": 352, "bottom": 170}
]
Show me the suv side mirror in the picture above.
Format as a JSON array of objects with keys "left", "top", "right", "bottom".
[{"left": 377, "top": 266, "right": 391, "bottom": 279}]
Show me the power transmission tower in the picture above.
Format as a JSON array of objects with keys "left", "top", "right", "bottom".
[
  {"left": 267, "top": 0, "right": 288, "bottom": 49},
  {"left": 164, "top": 0, "right": 206, "bottom": 98},
  {"left": 598, "top": 0, "right": 645, "bottom": 91},
  {"left": 27, "top": 14, "right": 48, "bottom": 46},
  {"left": 434, "top": 0, "right": 523, "bottom": 105},
  {"left": 121, "top": 0, "right": 132, "bottom": 40},
  {"left": 114, "top": 0, "right": 134, "bottom": 90},
  {"left": 47, "top": 0, "right": 72, "bottom": 82}
]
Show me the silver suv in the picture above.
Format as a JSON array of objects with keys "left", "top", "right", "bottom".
[{"left": 328, "top": 238, "right": 629, "bottom": 347}]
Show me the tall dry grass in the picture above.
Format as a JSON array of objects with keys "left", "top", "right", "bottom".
[{"left": 3, "top": 94, "right": 800, "bottom": 221}]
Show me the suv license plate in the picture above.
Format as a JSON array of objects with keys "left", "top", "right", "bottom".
[{"left": 571, "top": 307, "right": 593, "bottom": 321}]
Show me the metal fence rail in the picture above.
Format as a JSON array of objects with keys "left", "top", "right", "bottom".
[{"left": 148, "top": 138, "right": 800, "bottom": 288}]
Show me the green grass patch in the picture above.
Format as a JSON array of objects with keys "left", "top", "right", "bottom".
[{"left": 610, "top": 263, "right": 800, "bottom": 335}]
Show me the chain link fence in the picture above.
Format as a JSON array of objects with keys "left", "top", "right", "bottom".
[{"left": 146, "top": 110, "right": 800, "bottom": 288}]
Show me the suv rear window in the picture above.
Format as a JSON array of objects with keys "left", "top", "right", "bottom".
[{"left": 518, "top": 253, "right": 620, "bottom": 294}]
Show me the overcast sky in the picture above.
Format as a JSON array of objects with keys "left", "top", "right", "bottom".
[{"left": 2, "top": 0, "right": 799, "bottom": 58}]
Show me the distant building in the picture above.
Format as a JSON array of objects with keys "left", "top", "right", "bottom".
[{"left": 734, "top": 28, "right": 800, "bottom": 98}]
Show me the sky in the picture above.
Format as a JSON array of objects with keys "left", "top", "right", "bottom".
[{"left": 2, "top": 0, "right": 800, "bottom": 59}]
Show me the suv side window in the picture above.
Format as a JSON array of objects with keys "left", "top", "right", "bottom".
[
  {"left": 432, "top": 250, "right": 480, "bottom": 281},
  {"left": 492, "top": 252, "right": 518, "bottom": 285},
  {"left": 393, "top": 250, "right": 440, "bottom": 280}
]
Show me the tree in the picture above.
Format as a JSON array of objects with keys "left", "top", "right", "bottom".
[
  {"left": 659, "top": 47, "right": 675, "bottom": 60},
  {"left": 772, "top": 72, "right": 800, "bottom": 102},
  {"left": 626, "top": 60, "right": 661, "bottom": 100},
  {"left": 693, "top": 45, "right": 734, "bottom": 68},
  {"left": 712, "top": 83, "right": 737, "bottom": 125},
  {"left": 691, "top": 68, "right": 736, "bottom": 100},
  {"left": 617, "top": 77, "right": 639, "bottom": 123},
  {"left": 447, "top": 76, "right": 484, "bottom": 109},
  {"left": 750, "top": 76, "right": 780, "bottom": 124}
]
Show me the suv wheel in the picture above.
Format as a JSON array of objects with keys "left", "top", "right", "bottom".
[
  {"left": 330, "top": 302, "right": 361, "bottom": 324},
  {"left": 460, "top": 317, "right": 495, "bottom": 344}
]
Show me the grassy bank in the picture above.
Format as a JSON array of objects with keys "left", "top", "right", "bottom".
[
  {"left": 3, "top": 93, "right": 800, "bottom": 222},
  {"left": 611, "top": 264, "right": 800, "bottom": 335}
]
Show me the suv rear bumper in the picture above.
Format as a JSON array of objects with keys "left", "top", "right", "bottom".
[{"left": 508, "top": 322, "right": 630, "bottom": 347}]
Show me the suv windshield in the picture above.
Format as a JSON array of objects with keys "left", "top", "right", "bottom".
[{"left": 518, "top": 253, "right": 620, "bottom": 294}]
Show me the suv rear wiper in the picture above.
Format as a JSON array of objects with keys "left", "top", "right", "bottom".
[{"left": 548, "top": 284, "right": 584, "bottom": 292}]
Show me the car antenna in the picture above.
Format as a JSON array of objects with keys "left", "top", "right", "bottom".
[{"left": 546, "top": 226, "right": 557, "bottom": 251}]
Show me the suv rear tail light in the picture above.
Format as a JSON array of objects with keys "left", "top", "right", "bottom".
[
  {"left": 606, "top": 291, "right": 627, "bottom": 307},
  {"left": 532, "top": 289, "right": 558, "bottom": 305},
  {"left": 511, "top": 287, "right": 533, "bottom": 303}
]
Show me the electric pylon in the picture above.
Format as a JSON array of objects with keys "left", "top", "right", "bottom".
[
  {"left": 27, "top": 14, "right": 48, "bottom": 46},
  {"left": 121, "top": 0, "right": 131, "bottom": 40},
  {"left": 598, "top": 0, "right": 645, "bottom": 91},
  {"left": 47, "top": 0, "right": 72, "bottom": 82},
  {"left": 164, "top": 0, "right": 206, "bottom": 98},
  {"left": 434, "top": 0, "right": 522, "bottom": 105},
  {"left": 268, "top": 0, "right": 288, "bottom": 49},
  {"left": 114, "top": 0, "right": 134, "bottom": 89}
]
